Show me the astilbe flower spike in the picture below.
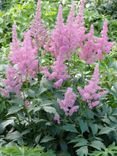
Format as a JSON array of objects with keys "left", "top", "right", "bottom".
[
  {"left": 10, "top": 28, "right": 38, "bottom": 79},
  {"left": 3, "top": 66, "right": 22, "bottom": 95},
  {"left": 49, "top": 4, "right": 68, "bottom": 58},
  {"left": 78, "top": 64, "right": 108, "bottom": 109},
  {"left": 59, "top": 87, "right": 78, "bottom": 116},
  {"left": 79, "top": 20, "right": 114, "bottom": 64},
  {"left": 41, "top": 53, "right": 69, "bottom": 88},
  {"left": 2, "top": 24, "right": 38, "bottom": 95},
  {"left": 79, "top": 24, "right": 97, "bottom": 64},
  {"left": 30, "top": 0, "right": 48, "bottom": 47}
]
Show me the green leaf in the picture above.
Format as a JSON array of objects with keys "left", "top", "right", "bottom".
[
  {"left": 79, "top": 119, "right": 88, "bottom": 133},
  {"left": 43, "top": 106, "right": 57, "bottom": 114},
  {"left": 6, "top": 131, "right": 22, "bottom": 141},
  {"left": 39, "top": 77, "right": 52, "bottom": 94},
  {"left": 90, "top": 140, "right": 105, "bottom": 150},
  {"left": 89, "top": 123, "right": 98, "bottom": 135},
  {"left": 40, "top": 136, "right": 54, "bottom": 143},
  {"left": 7, "top": 106, "right": 23, "bottom": 115},
  {"left": 74, "top": 138, "right": 88, "bottom": 147},
  {"left": 99, "top": 127, "right": 115, "bottom": 135},
  {"left": 1, "top": 119, "right": 14, "bottom": 129},
  {"left": 62, "top": 124, "right": 77, "bottom": 133},
  {"left": 76, "top": 146, "right": 88, "bottom": 156}
]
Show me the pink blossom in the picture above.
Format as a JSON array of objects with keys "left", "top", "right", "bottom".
[
  {"left": 30, "top": 0, "right": 48, "bottom": 47},
  {"left": 42, "top": 53, "right": 68, "bottom": 87},
  {"left": 78, "top": 64, "right": 107, "bottom": 109},
  {"left": 79, "top": 21, "right": 113, "bottom": 64},
  {"left": 10, "top": 27, "right": 38, "bottom": 79},
  {"left": 59, "top": 87, "right": 78, "bottom": 116},
  {"left": 4, "top": 66, "right": 22, "bottom": 94},
  {"left": 54, "top": 79, "right": 63, "bottom": 89}
]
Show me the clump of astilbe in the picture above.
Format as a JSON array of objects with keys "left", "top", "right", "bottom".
[
  {"left": 42, "top": 0, "right": 86, "bottom": 87},
  {"left": 49, "top": 0, "right": 86, "bottom": 59},
  {"left": 79, "top": 20, "right": 114, "bottom": 64},
  {"left": 30, "top": 0, "right": 48, "bottom": 48},
  {"left": 78, "top": 64, "right": 107, "bottom": 109},
  {"left": 59, "top": 87, "right": 79, "bottom": 116}
]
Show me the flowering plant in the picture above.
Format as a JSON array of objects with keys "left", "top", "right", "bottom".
[{"left": 0, "top": 0, "right": 115, "bottom": 155}]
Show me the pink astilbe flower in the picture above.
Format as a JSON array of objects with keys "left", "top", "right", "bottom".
[
  {"left": 79, "top": 20, "right": 114, "bottom": 64},
  {"left": 79, "top": 25, "right": 97, "bottom": 64},
  {"left": 54, "top": 79, "right": 63, "bottom": 89},
  {"left": 10, "top": 27, "right": 38, "bottom": 79},
  {"left": 30, "top": 0, "right": 48, "bottom": 47},
  {"left": 49, "top": 1, "right": 86, "bottom": 59},
  {"left": 96, "top": 20, "right": 114, "bottom": 59},
  {"left": 65, "top": 2, "right": 81, "bottom": 59},
  {"left": 78, "top": 64, "right": 108, "bottom": 109},
  {"left": 2, "top": 24, "right": 39, "bottom": 95},
  {"left": 11, "top": 24, "right": 20, "bottom": 53},
  {"left": 50, "top": 53, "right": 69, "bottom": 81},
  {"left": 41, "top": 53, "right": 68, "bottom": 88},
  {"left": 4, "top": 66, "right": 22, "bottom": 95},
  {"left": 76, "top": 0, "right": 85, "bottom": 28},
  {"left": 59, "top": 87, "right": 78, "bottom": 116},
  {"left": 49, "top": 4, "right": 68, "bottom": 57}
]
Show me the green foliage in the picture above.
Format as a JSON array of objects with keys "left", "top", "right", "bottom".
[
  {"left": 90, "top": 143, "right": 117, "bottom": 156},
  {"left": 0, "top": 146, "right": 55, "bottom": 156}
]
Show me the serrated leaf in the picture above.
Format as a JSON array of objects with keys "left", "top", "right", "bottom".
[
  {"left": 62, "top": 124, "right": 77, "bottom": 133},
  {"left": 6, "top": 131, "right": 22, "bottom": 141},
  {"left": 7, "top": 106, "right": 23, "bottom": 115},
  {"left": 43, "top": 106, "right": 57, "bottom": 114},
  {"left": 89, "top": 123, "right": 98, "bottom": 135},
  {"left": 79, "top": 119, "right": 88, "bottom": 133},
  {"left": 40, "top": 136, "right": 54, "bottom": 143},
  {"left": 90, "top": 140, "right": 105, "bottom": 150},
  {"left": 74, "top": 138, "right": 88, "bottom": 147},
  {"left": 99, "top": 127, "right": 115, "bottom": 135},
  {"left": 76, "top": 146, "right": 88, "bottom": 156}
]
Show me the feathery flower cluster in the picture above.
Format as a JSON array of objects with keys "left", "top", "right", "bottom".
[
  {"left": 42, "top": 0, "right": 86, "bottom": 86},
  {"left": 49, "top": 0, "right": 86, "bottom": 59},
  {"left": 3, "top": 24, "right": 38, "bottom": 95},
  {"left": 78, "top": 65, "right": 107, "bottom": 109},
  {"left": 41, "top": 53, "right": 68, "bottom": 88},
  {"left": 4, "top": 66, "right": 22, "bottom": 95},
  {"left": 10, "top": 26, "right": 38, "bottom": 79},
  {"left": 79, "top": 21, "right": 114, "bottom": 64},
  {"left": 59, "top": 87, "right": 78, "bottom": 116},
  {"left": 30, "top": 0, "right": 48, "bottom": 47}
]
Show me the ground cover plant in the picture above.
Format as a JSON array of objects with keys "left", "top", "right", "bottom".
[{"left": 0, "top": 0, "right": 117, "bottom": 155}]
